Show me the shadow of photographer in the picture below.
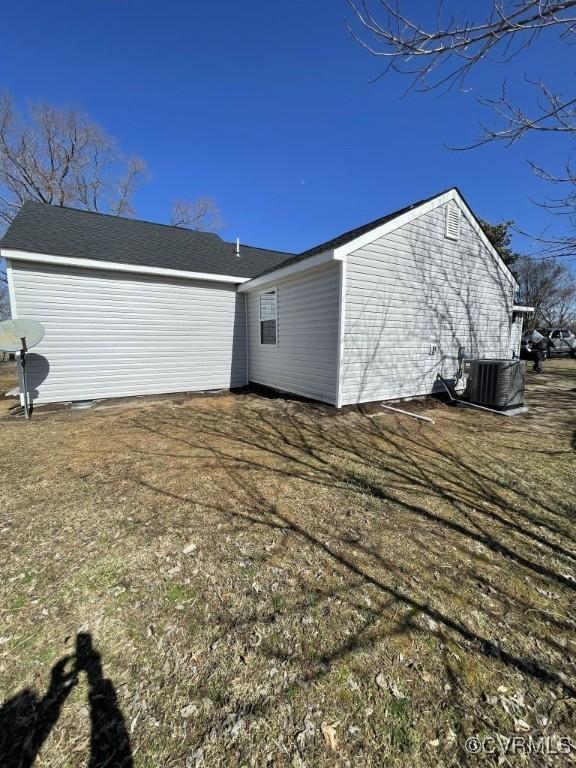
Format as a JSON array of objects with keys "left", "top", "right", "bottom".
[{"left": 0, "top": 632, "right": 133, "bottom": 768}]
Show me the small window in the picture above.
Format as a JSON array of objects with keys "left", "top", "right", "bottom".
[
  {"left": 551, "top": 330, "right": 561, "bottom": 339},
  {"left": 445, "top": 203, "right": 461, "bottom": 241},
  {"left": 259, "top": 289, "right": 277, "bottom": 345}
]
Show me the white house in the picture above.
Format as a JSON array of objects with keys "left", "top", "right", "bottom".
[{"left": 1, "top": 188, "right": 522, "bottom": 408}]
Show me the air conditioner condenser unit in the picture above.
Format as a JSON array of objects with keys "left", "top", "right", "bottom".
[{"left": 463, "top": 359, "right": 526, "bottom": 410}]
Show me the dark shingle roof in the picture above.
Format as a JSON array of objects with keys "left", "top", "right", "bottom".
[
  {"left": 1, "top": 188, "right": 466, "bottom": 283},
  {"left": 0, "top": 202, "right": 294, "bottom": 279}
]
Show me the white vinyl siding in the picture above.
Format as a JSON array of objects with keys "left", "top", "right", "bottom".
[
  {"left": 246, "top": 263, "right": 340, "bottom": 405},
  {"left": 9, "top": 260, "right": 247, "bottom": 404},
  {"left": 340, "top": 202, "right": 515, "bottom": 406}
]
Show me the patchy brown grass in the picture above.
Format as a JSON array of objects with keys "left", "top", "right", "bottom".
[{"left": 1, "top": 360, "right": 575, "bottom": 767}]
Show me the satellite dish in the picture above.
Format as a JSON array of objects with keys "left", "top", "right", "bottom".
[
  {"left": 0, "top": 318, "right": 46, "bottom": 420},
  {"left": 0, "top": 318, "right": 45, "bottom": 352}
]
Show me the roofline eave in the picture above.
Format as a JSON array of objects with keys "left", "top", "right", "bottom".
[{"left": 0, "top": 248, "right": 252, "bottom": 284}]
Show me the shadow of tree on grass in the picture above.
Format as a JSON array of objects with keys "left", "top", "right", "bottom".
[{"left": 113, "top": 393, "right": 576, "bottom": 759}]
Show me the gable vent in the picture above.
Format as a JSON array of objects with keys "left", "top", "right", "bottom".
[{"left": 445, "top": 203, "right": 461, "bottom": 241}]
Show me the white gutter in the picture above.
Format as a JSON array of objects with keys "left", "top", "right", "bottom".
[{"left": 1, "top": 248, "right": 251, "bottom": 284}]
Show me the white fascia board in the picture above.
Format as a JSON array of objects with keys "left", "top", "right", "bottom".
[
  {"left": 513, "top": 305, "right": 534, "bottom": 313},
  {"left": 332, "top": 188, "right": 518, "bottom": 289},
  {"left": 0, "top": 248, "right": 250, "bottom": 284},
  {"left": 332, "top": 190, "right": 457, "bottom": 258},
  {"left": 238, "top": 249, "right": 334, "bottom": 292}
]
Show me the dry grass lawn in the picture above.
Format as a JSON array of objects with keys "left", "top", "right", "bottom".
[{"left": 0, "top": 359, "right": 575, "bottom": 767}]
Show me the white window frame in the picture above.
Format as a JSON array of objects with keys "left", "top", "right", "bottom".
[{"left": 258, "top": 287, "right": 278, "bottom": 346}]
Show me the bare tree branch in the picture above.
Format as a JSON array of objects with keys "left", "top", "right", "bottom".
[
  {"left": 447, "top": 81, "right": 576, "bottom": 150},
  {"left": 112, "top": 156, "right": 148, "bottom": 216},
  {"left": 347, "top": 2, "right": 576, "bottom": 261},
  {"left": 170, "top": 197, "right": 223, "bottom": 232},
  {"left": 347, "top": 0, "right": 576, "bottom": 91}
]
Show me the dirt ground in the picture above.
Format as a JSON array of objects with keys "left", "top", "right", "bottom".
[{"left": 0, "top": 360, "right": 575, "bottom": 767}]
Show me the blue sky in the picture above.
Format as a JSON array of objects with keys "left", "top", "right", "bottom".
[{"left": 1, "top": 0, "right": 573, "bottom": 254}]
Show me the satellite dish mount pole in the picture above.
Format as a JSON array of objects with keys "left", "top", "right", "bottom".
[
  {"left": 0, "top": 318, "right": 45, "bottom": 419},
  {"left": 20, "top": 337, "right": 30, "bottom": 420}
]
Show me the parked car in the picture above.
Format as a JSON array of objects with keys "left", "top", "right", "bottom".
[{"left": 539, "top": 328, "right": 576, "bottom": 358}]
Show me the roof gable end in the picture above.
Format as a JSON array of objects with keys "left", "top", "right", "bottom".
[
  {"left": 331, "top": 189, "right": 518, "bottom": 289},
  {"left": 242, "top": 188, "right": 518, "bottom": 291}
]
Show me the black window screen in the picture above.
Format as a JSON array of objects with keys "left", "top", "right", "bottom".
[{"left": 260, "top": 319, "right": 277, "bottom": 344}]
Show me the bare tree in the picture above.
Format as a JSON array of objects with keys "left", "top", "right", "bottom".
[
  {"left": 347, "top": 1, "right": 576, "bottom": 258},
  {"left": 170, "top": 197, "right": 223, "bottom": 232},
  {"left": 0, "top": 92, "right": 148, "bottom": 290},
  {"left": 0, "top": 93, "right": 147, "bottom": 233},
  {"left": 516, "top": 257, "right": 576, "bottom": 328},
  {"left": 0, "top": 93, "right": 226, "bottom": 295}
]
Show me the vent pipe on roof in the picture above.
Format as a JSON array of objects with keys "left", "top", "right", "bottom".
[{"left": 236, "top": 237, "right": 240, "bottom": 257}]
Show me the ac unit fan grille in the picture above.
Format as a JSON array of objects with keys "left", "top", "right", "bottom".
[{"left": 465, "top": 359, "right": 526, "bottom": 410}]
